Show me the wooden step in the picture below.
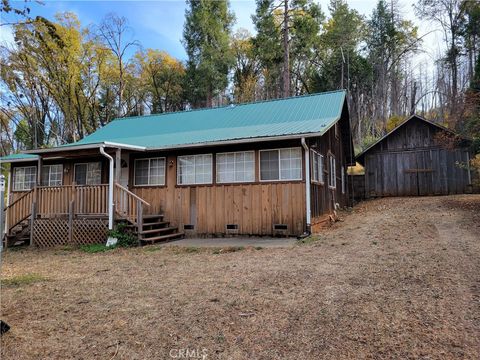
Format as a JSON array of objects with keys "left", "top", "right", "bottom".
[
  {"left": 124, "top": 221, "right": 169, "bottom": 229},
  {"left": 140, "top": 226, "right": 178, "bottom": 236},
  {"left": 142, "top": 221, "right": 169, "bottom": 227},
  {"left": 143, "top": 214, "right": 164, "bottom": 220},
  {"left": 140, "top": 232, "right": 184, "bottom": 244}
]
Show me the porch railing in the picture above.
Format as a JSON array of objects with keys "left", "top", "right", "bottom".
[
  {"left": 114, "top": 183, "right": 150, "bottom": 231},
  {"left": 4, "top": 189, "right": 34, "bottom": 233},
  {"left": 36, "top": 184, "right": 109, "bottom": 217},
  {"left": 5, "top": 183, "right": 149, "bottom": 236}
]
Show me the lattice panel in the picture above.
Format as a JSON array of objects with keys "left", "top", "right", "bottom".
[
  {"left": 33, "top": 218, "right": 69, "bottom": 247},
  {"left": 72, "top": 219, "right": 108, "bottom": 245},
  {"left": 32, "top": 218, "right": 108, "bottom": 247}
]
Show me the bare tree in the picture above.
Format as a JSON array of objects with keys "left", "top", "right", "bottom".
[
  {"left": 97, "top": 13, "right": 139, "bottom": 117},
  {"left": 415, "top": 0, "right": 465, "bottom": 117}
]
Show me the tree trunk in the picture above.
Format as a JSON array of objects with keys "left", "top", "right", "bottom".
[
  {"left": 410, "top": 81, "right": 417, "bottom": 115},
  {"left": 282, "top": 0, "right": 290, "bottom": 98}
]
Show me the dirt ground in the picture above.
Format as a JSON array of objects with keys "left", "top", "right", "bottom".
[{"left": 1, "top": 195, "right": 479, "bottom": 359}]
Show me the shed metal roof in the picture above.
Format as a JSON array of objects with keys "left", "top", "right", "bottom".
[{"left": 1, "top": 90, "right": 347, "bottom": 162}]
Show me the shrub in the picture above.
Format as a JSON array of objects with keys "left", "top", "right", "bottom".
[{"left": 107, "top": 223, "right": 137, "bottom": 248}]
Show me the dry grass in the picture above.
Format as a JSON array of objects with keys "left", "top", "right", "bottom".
[
  {"left": 1, "top": 273, "right": 48, "bottom": 288},
  {"left": 1, "top": 195, "right": 479, "bottom": 359}
]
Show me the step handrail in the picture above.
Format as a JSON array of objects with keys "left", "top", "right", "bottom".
[
  {"left": 114, "top": 183, "right": 150, "bottom": 206},
  {"left": 4, "top": 188, "right": 35, "bottom": 233},
  {"left": 5, "top": 188, "right": 34, "bottom": 210},
  {"left": 114, "top": 183, "right": 150, "bottom": 231}
]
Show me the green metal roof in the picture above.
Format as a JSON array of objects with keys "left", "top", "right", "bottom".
[
  {"left": 1, "top": 90, "right": 347, "bottom": 161},
  {"left": 69, "top": 90, "right": 347, "bottom": 150},
  {"left": 0, "top": 153, "right": 39, "bottom": 163}
]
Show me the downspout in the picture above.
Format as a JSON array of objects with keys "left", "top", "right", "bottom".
[
  {"left": 100, "top": 146, "right": 114, "bottom": 230},
  {"left": 300, "top": 138, "right": 311, "bottom": 238}
]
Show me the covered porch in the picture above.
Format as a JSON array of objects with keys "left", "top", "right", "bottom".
[{"left": 2, "top": 144, "right": 182, "bottom": 247}]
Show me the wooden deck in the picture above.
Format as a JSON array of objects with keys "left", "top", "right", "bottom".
[{"left": 3, "top": 183, "right": 183, "bottom": 247}]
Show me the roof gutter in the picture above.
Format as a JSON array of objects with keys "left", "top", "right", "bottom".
[
  {"left": 99, "top": 146, "right": 114, "bottom": 230},
  {"left": 0, "top": 157, "right": 40, "bottom": 164},
  {"left": 300, "top": 137, "right": 312, "bottom": 238},
  {"left": 23, "top": 142, "right": 146, "bottom": 155}
]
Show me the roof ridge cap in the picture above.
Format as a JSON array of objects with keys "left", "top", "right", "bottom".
[{"left": 112, "top": 90, "right": 347, "bottom": 122}]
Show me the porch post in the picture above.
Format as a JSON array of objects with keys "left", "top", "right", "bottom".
[
  {"left": 0, "top": 173, "right": 5, "bottom": 247},
  {"left": 3, "top": 168, "right": 11, "bottom": 238},
  {"left": 115, "top": 148, "right": 121, "bottom": 185},
  {"left": 37, "top": 156, "right": 42, "bottom": 186}
]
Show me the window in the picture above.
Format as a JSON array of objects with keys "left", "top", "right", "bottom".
[
  {"left": 41, "top": 164, "right": 63, "bottom": 186},
  {"left": 177, "top": 154, "right": 212, "bottom": 185},
  {"left": 328, "top": 154, "right": 336, "bottom": 189},
  {"left": 74, "top": 162, "right": 101, "bottom": 185},
  {"left": 341, "top": 166, "right": 345, "bottom": 194},
  {"left": 13, "top": 166, "right": 36, "bottom": 191},
  {"left": 260, "top": 147, "right": 302, "bottom": 181},
  {"left": 311, "top": 150, "right": 324, "bottom": 184},
  {"left": 216, "top": 151, "right": 255, "bottom": 183},
  {"left": 134, "top": 158, "right": 166, "bottom": 186}
]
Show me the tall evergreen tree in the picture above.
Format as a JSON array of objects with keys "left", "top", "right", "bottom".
[
  {"left": 252, "top": 0, "right": 323, "bottom": 99},
  {"left": 183, "top": 0, "right": 234, "bottom": 108}
]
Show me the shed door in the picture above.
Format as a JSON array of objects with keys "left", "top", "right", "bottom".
[{"left": 416, "top": 150, "right": 434, "bottom": 196}]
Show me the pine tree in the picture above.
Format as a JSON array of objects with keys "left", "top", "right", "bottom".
[
  {"left": 252, "top": 0, "right": 323, "bottom": 99},
  {"left": 183, "top": 0, "right": 235, "bottom": 108}
]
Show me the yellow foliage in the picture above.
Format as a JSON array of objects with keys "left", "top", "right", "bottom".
[
  {"left": 471, "top": 154, "right": 480, "bottom": 188},
  {"left": 347, "top": 162, "right": 365, "bottom": 175},
  {"left": 386, "top": 115, "right": 405, "bottom": 132}
]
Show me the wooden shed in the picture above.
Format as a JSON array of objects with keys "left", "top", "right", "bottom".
[{"left": 356, "top": 115, "right": 472, "bottom": 198}]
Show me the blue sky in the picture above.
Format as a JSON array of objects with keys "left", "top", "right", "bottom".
[{"left": 1, "top": 1, "right": 438, "bottom": 66}]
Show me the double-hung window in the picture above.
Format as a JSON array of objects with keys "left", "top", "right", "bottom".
[
  {"left": 177, "top": 154, "right": 212, "bottom": 185},
  {"left": 311, "top": 150, "right": 324, "bottom": 184},
  {"left": 41, "top": 164, "right": 63, "bottom": 186},
  {"left": 260, "top": 147, "right": 302, "bottom": 181},
  {"left": 74, "top": 162, "right": 101, "bottom": 185},
  {"left": 134, "top": 158, "right": 166, "bottom": 186},
  {"left": 216, "top": 151, "right": 255, "bottom": 183},
  {"left": 13, "top": 166, "right": 36, "bottom": 191},
  {"left": 328, "top": 154, "right": 336, "bottom": 189}
]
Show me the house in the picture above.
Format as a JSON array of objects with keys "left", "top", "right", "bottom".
[
  {"left": 1, "top": 90, "right": 355, "bottom": 247},
  {"left": 356, "top": 114, "right": 473, "bottom": 198}
]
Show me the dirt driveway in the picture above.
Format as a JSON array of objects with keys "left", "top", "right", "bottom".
[{"left": 1, "top": 195, "right": 479, "bottom": 359}]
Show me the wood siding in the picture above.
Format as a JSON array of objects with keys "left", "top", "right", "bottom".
[
  {"left": 365, "top": 148, "right": 470, "bottom": 197},
  {"left": 362, "top": 117, "right": 472, "bottom": 197},
  {"left": 132, "top": 151, "right": 306, "bottom": 236},
  {"left": 308, "top": 106, "right": 352, "bottom": 227}
]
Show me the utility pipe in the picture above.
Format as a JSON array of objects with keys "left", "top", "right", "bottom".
[
  {"left": 301, "top": 138, "right": 311, "bottom": 235},
  {"left": 100, "top": 146, "right": 114, "bottom": 230}
]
